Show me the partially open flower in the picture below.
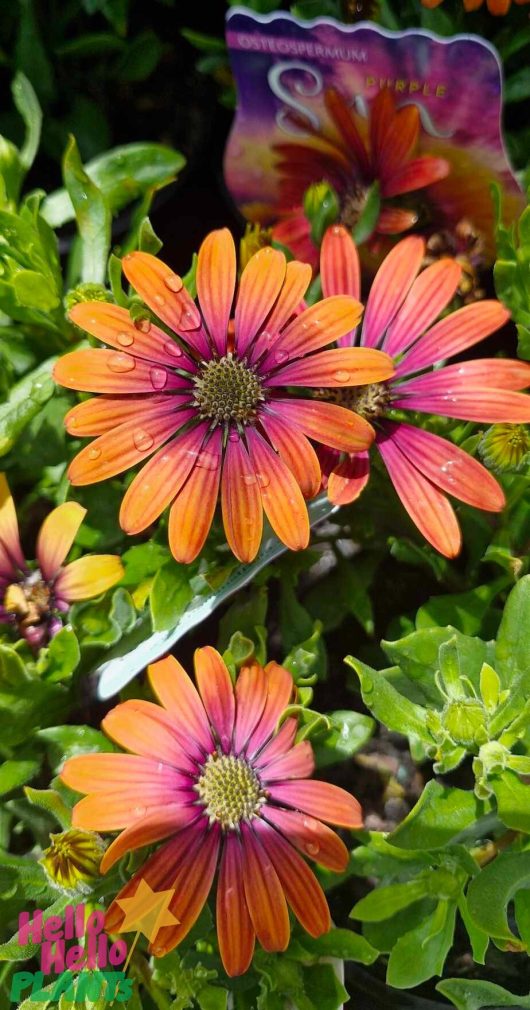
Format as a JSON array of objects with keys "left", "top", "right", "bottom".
[
  {"left": 62, "top": 649, "right": 362, "bottom": 976},
  {"left": 0, "top": 475, "right": 123, "bottom": 648},
  {"left": 40, "top": 828, "right": 105, "bottom": 890},
  {"left": 55, "top": 228, "right": 394, "bottom": 564}
]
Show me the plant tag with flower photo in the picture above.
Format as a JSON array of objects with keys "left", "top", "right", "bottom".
[{"left": 224, "top": 8, "right": 523, "bottom": 267}]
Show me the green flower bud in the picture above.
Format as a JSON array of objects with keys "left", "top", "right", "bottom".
[
  {"left": 443, "top": 699, "right": 487, "bottom": 748},
  {"left": 303, "top": 181, "right": 340, "bottom": 245},
  {"left": 65, "top": 283, "right": 112, "bottom": 313}
]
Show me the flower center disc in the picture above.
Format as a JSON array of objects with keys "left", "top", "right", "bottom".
[
  {"left": 196, "top": 753, "right": 263, "bottom": 829},
  {"left": 194, "top": 354, "right": 263, "bottom": 424},
  {"left": 325, "top": 381, "right": 391, "bottom": 421},
  {"left": 4, "top": 575, "right": 51, "bottom": 628},
  {"left": 340, "top": 184, "right": 369, "bottom": 229}
]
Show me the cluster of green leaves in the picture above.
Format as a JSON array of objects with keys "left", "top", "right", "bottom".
[
  {"left": 494, "top": 187, "right": 530, "bottom": 360},
  {"left": 343, "top": 576, "right": 530, "bottom": 1004}
]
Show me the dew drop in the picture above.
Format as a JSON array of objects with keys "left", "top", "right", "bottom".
[
  {"left": 274, "top": 349, "right": 289, "bottom": 365},
  {"left": 333, "top": 369, "right": 350, "bottom": 383},
  {"left": 108, "top": 352, "right": 135, "bottom": 373},
  {"left": 197, "top": 450, "right": 220, "bottom": 471},
  {"left": 228, "top": 431, "right": 240, "bottom": 443},
  {"left": 164, "top": 273, "right": 183, "bottom": 293},
  {"left": 154, "top": 293, "right": 166, "bottom": 307},
  {"left": 133, "top": 429, "right": 154, "bottom": 451},
  {"left": 150, "top": 367, "right": 168, "bottom": 390},
  {"left": 133, "top": 805, "right": 146, "bottom": 818},
  {"left": 305, "top": 841, "right": 320, "bottom": 856},
  {"left": 243, "top": 472, "right": 257, "bottom": 486},
  {"left": 256, "top": 471, "right": 270, "bottom": 488},
  {"left": 134, "top": 317, "right": 151, "bottom": 334},
  {"left": 117, "top": 331, "right": 134, "bottom": 347},
  {"left": 164, "top": 340, "right": 183, "bottom": 358},
  {"left": 260, "top": 329, "right": 273, "bottom": 345},
  {"left": 88, "top": 446, "right": 101, "bottom": 460}
]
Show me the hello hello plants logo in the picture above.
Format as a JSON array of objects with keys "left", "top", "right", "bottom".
[{"left": 10, "top": 883, "right": 178, "bottom": 1004}]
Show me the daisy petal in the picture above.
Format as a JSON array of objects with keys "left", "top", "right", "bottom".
[
  {"left": 65, "top": 394, "right": 172, "bottom": 436},
  {"left": 259, "top": 410, "right": 321, "bottom": 499},
  {"left": 234, "top": 662, "right": 268, "bottom": 755},
  {"left": 221, "top": 433, "right": 263, "bottom": 563},
  {"left": 327, "top": 451, "right": 370, "bottom": 506},
  {"left": 194, "top": 646, "right": 235, "bottom": 753},
  {"left": 324, "top": 87, "right": 371, "bottom": 177},
  {"left": 375, "top": 104, "right": 420, "bottom": 182},
  {"left": 393, "top": 388, "right": 530, "bottom": 424},
  {"left": 72, "top": 792, "right": 190, "bottom": 831},
  {"left": 246, "top": 428, "right": 309, "bottom": 551},
  {"left": 272, "top": 398, "right": 375, "bottom": 453},
  {"left": 217, "top": 833, "right": 255, "bottom": 977},
  {"left": 255, "top": 819, "right": 330, "bottom": 937},
  {"left": 68, "top": 302, "right": 196, "bottom": 369},
  {"left": 197, "top": 229, "right": 236, "bottom": 355},
  {"left": 266, "top": 347, "right": 393, "bottom": 388},
  {"left": 121, "top": 251, "right": 202, "bottom": 332},
  {"left": 168, "top": 429, "right": 222, "bottom": 563},
  {"left": 248, "top": 662, "right": 294, "bottom": 758},
  {"left": 369, "top": 88, "right": 395, "bottom": 174},
  {"left": 361, "top": 236, "right": 425, "bottom": 348},
  {"left": 36, "top": 501, "right": 86, "bottom": 580},
  {"left": 386, "top": 422, "right": 505, "bottom": 512},
  {"left": 377, "top": 431, "right": 462, "bottom": 557},
  {"left": 268, "top": 780, "right": 363, "bottom": 828},
  {"left": 272, "top": 214, "right": 318, "bottom": 273},
  {"left": 382, "top": 155, "right": 450, "bottom": 198},
  {"left": 398, "top": 359, "right": 530, "bottom": 395},
  {"left": 384, "top": 259, "right": 462, "bottom": 359},
  {"left": 55, "top": 555, "right": 124, "bottom": 601},
  {"left": 255, "top": 718, "right": 298, "bottom": 769},
  {"left": 102, "top": 699, "right": 204, "bottom": 769},
  {"left": 396, "top": 301, "right": 512, "bottom": 376},
  {"left": 251, "top": 260, "right": 312, "bottom": 364},
  {"left": 0, "top": 474, "right": 25, "bottom": 572},
  {"left": 100, "top": 805, "right": 199, "bottom": 873},
  {"left": 53, "top": 349, "right": 187, "bottom": 394},
  {"left": 68, "top": 408, "right": 190, "bottom": 487},
  {"left": 264, "top": 296, "right": 363, "bottom": 364},
  {"left": 61, "top": 753, "right": 184, "bottom": 792},
  {"left": 148, "top": 655, "right": 215, "bottom": 756},
  {"left": 263, "top": 806, "right": 349, "bottom": 872},
  {"left": 119, "top": 421, "right": 207, "bottom": 534},
  {"left": 235, "top": 247, "right": 286, "bottom": 356},
  {"left": 261, "top": 741, "right": 315, "bottom": 782},
  {"left": 321, "top": 225, "right": 360, "bottom": 303},
  {"left": 241, "top": 822, "right": 290, "bottom": 952},
  {"left": 377, "top": 207, "right": 418, "bottom": 234}
]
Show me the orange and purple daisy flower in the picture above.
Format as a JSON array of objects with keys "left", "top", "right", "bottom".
[
  {"left": 61, "top": 650, "right": 362, "bottom": 976},
  {"left": 272, "top": 87, "right": 450, "bottom": 272},
  {"left": 54, "top": 229, "right": 393, "bottom": 564},
  {"left": 0, "top": 475, "right": 123, "bottom": 648},
  {"left": 421, "top": 0, "right": 529, "bottom": 13},
  {"left": 316, "top": 225, "right": 530, "bottom": 557}
]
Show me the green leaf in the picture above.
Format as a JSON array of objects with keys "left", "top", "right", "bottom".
[
  {"left": 386, "top": 899, "right": 457, "bottom": 988},
  {"left": 120, "top": 541, "right": 170, "bottom": 585},
  {"left": 389, "top": 781, "right": 488, "bottom": 851},
  {"left": 457, "top": 892, "right": 489, "bottom": 965},
  {"left": 505, "top": 66, "right": 530, "bottom": 103},
  {"left": 495, "top": 575, "right": 530, "bottom": 684},
  {"left": 43, "top": 143, "right": 185, "bottom": 227},
  {"left": 38, "top": 725, "right": 114, "bottom": 773},
  {"left": 352, "top": 182, "right": 381, "bottom": 245},
  {"left": 11, "top": 71, "right": 42, "bottom": 172},
  {"left": 12, "top": 269, "right": 60, "bottom": 311},
  {"left": 0, "top": 760, "right": 39, "bottom": 796},
  {"left": 312, "top": 710, "right": 374, "bottom": 768},
  {"left": 437, "top": 978, "right": 530, "bottom": 1009},
  {"left": 467, "top": 849, "right": 530, "bottom": 948},
  {"left": 352, "top": 880, "right": 430, "bottom": 922},
  {"left": 37, "top": 628, "right": 80, "bottom": 682},
  {"left": 150, "top": 563, "right": 193, "bottom": 633},
  {"left": 197, "top": 987, "right": 228, "bottom": 1010},
  {"left": 345, "top": 656, "right": 431, "bottom": 750},
  {"left": 415, "top": 581, "right": 507, "bottom": 637},
  {"left": 303, "top": 963, "right": 348, "bottom": 1010},
  {"left": 63, "top": 135, "right": 111, "bottom": 285},
  {"left": 0, "top": 356, "right": 56, "bottom": 455},
  {"left": 489, "top": 769, "right": 530, "bottom": 832},
  {"left": 115, "top": 31, "right": 164, "bottom": 82},
  {"left": 299, "top": 928, "right": 378, "bottom": 964},
  {"left": 24, "top": 787, "right": 71, "bottom": 829}
]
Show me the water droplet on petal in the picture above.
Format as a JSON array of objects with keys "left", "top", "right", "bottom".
[
  {"left": 305, "top": 841, "right": 320, "bottom": 856},
  {"left": 164, "top": 273, "right": 183, "bottom": 293},
  {"left": 164, "top": 340, "right": 182, "bottom": 358},
  {"left": 134, "top": 317, "right": 151, "bottom": 334},
  {"left": 256, "top": 471, "right": 270, "bottom": 488},
  {"left": 154, "top": 293, "right": 166, "bottom": 308},
  {"left": 274, "top": 349, "right": 289, "bottom": 365},
  {"left": 133, "top": 429, "right": 154, "bottom": 451},
  {"left": 150, "top": 367, "right": 168, "bottom": 390},
  {"left": 108, "top": 352, "right": 135, "bottom": 373},
  {"left": 243, "top": 473, "right": 257, "bottom": 486},
  {"left": 228, "top": 431, "right": 240, "bottom": 443},
  {"left": 133, "top": 805, "right": 146, "bottom": 818},
  {"left": 117, "top": 331, "right": 134, "bottom": 347},
  {"left": 333, "top": 370, "right": 350, "bottom": 383},
  {"left": 197, "top": 450, "right": 220, "bottom": 471},
  {"left": 260, "top": 329, "right": 272, "bottom": 345},
  {"left": 88, "top": 446, "right": 101, "bottom": 460}
]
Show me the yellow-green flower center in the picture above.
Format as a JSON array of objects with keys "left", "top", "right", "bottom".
[
  {"left": 324, "top": 381, "right": 391, "bottom": 421},
  {"left": 196, "top": 753, "right": 264, "bottom": 829},
  {"left": 193, "top": 354, "right": 263, "bottom": 424}
]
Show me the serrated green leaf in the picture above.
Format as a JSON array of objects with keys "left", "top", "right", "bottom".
[
  {"left": 312, "top": 710, "right": 374, "bottom": 768},
  {"left": 386, "top": 899, "right": 457, "bottom": 988},
  {"left": 389, "top": 781, "right": 488, "bottom": 851},
  {"left": 467, "top": 849, "right": 530, "bottom": 947},
  {"left": 437, "top": 978, "right": 530, "bottom": 1009}
]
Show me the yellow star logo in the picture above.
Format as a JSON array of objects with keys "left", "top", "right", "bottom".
[{"left": 113, "top": 880, "right": 180, "bottom": 972}]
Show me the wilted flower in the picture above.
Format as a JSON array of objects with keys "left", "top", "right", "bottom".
[
  {"left": 272, "top": 87, "right": 449, "bottom": 271},
  {"left": 55, "top": 229, "right": 393, "bottom": 564},
  {"left": 0, "top": 475, "right": 123, "bottom": 648},
  {"left": 62, "top": 649, "right": 362, "bottom": 976},
  {"left": 40, "top": 829, "right": 105, "bottom": 890},
  {"left": 317, "top": 225, "right": 530, "bottom": 557}
]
